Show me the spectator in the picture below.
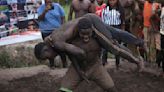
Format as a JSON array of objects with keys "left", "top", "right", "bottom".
[
  {"left": 156, "top": 1, "right": 164, "bottom": 77},
  {"left": 0, "top": 12, "right": 8, "bottom": 26},
  {"left": 95, "top": 0, "right": 106, "bottom": 17},
  {"left": 37, "top": 0, "right": 66, "bottom": 68},
  {"left": 37, "top": 0, "right": 65, "bottom": 38},
  {"left": 101, "top": 0, "right": 125, "bottom": 68},
  {"left": 143, "top": 0, "right": 160, "bottom": 62},
  {"left": 90, "top": 0, "right": 96, "bottom": 13},
  {"left": 68, "top": 0, "right": 93, "bottom": 20}
]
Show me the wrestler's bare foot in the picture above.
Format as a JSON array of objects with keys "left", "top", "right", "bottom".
[{"left": 137, "top": 56, "right": 145, "bottom": 72}]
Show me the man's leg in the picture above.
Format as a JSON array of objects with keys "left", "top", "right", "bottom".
[
  {"left": 162, "top": 57, "right": 164, "bottom": 73},
  {"left": 102, "top": 49, "right": 108, "bottom": 66},
  {"left": 161, "top": 35, "right": 164, "bottom": 74},
  {"left": 60, "top": 65, "right": 81, "bottom": 91},
  {"left": 84, "top": 14, "right": 144, "bottom": 47},
  {"left": 49, "top": 58, "right": 55, "bottom": 68},
  {"left": 143, "top": 27, "right": 149, "bottom": 61},
  {"left": 115, "top": 55, "right": 120, "bottom": 69},
  {"left": 93, "top": 27, "right": 144, "bottom": 71},
  {"left": 90, "top": 62, "right": 118, "bottom": 92},
  {"left": 149, "top": 31, "right": 156, "bottom": 62},
  {"left": 156, "top": 50, "right": 162, "bottom": 68},
  {"left": 84, "top": 14, "right": 144, "bottom": 71},
  {"left": 59, "top": 53, "right": 67, "bottom": 68},
  {"left": 107, "top": 26, "right": 144, "bottom": 47}
]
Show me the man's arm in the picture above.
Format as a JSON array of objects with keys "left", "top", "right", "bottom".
[
  {"left": 67, "top": 55, "right": 90, "bottom": 83},
  {"left": 61, "top": 16, "right": 65, "bottom": 24},
  {"left": 84, "top": 14, "right": 143, "bottom": 70},
  {"left": 92, "top": 27, "right": 141, "bottom": 66},
  {"left": 84, "top": 14, "right": 144, "bottom": 46},
  {"left": 38, "top": 5, "right": 51, "bottom": 21},
  {"left": 38, "top": 10, "right": 47, "bottom": 21},
  {"left": 52, "top": 41, "right": 86, "bottom": 61}
]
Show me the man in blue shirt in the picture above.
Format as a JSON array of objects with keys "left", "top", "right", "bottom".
[
  {"left": 37, "top": 0, "right": 65, "bottom": 37},
  {"left": 37, "top": 0, "right": 66, "bottom": 68}
]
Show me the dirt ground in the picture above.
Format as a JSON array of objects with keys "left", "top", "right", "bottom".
[
  {"left": 0, "top": 59, "right": 164, "bottom": 92},
  {"left": 109, "top": 61, "right": 164, "bottom": 92},
  {"left": 0, "top": 40, "right": 164, "bottom": 92}
]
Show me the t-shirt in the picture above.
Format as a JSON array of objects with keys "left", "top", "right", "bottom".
[
  {"left": 143, "top": 1, "right": 152, "bottom": 27},
  {"left": 37, "top": 3, "right": 65, "bottom": 32},
  {"left": 95, "top": 3, "right": 106, "bottom": 17},
  {"left": 143, "top": 1, "right": 159, "bottom": 27},
  {"left": 160, "top": 7, "right": 164, "bottom": 35},
  {"left": 101, "top": 6, "right": 124, "bottom": 28}
]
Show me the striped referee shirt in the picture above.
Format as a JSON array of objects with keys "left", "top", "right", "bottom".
[{"left": 102, "top": 6, "right": 122, "bottom": 26}]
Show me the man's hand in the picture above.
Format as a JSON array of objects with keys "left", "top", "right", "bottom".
[
  {"left": 45, "top": 4, "right": 52, "bottom": 12},
  {"left": 44, "top": 35, "right": 54, "bottom": 46},
  {"left": 79, "top": 71, "right": 90, "bottom": 84}
]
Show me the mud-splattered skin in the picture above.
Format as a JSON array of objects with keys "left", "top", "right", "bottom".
[
  {"left": 71, "top": 30, "right": 101, "bottom": 70},
  {"left": 44, "top": 14, "right": 144, "bottom": 72},
  {"left": 68, "top": 0, "right": 93, "bottom": 20}
]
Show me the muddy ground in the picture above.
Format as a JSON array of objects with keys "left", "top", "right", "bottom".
[
  {"left": 109, "top": 61, "right": 164, "bottom": 92},
  {"left": 0, "top": 40, "right": 163, "bottom": 92},
  {"left": 0, "top": 60, "right": 163, "bottom": 92}
]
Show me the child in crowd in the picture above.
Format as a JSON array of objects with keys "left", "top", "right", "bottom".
[{"left": 101, "top": 0, "right": 125, "bottom": 68}]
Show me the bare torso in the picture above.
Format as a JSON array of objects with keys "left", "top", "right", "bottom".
[
  {"left": 72, "top": 0, "right": 91, "bottom": 18},
  {"left": 72, "top": 37, "right": 101, "bottom": 70}
]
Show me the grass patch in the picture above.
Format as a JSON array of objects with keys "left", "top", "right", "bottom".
[
  {"left": 0, "top": 51, "right": 28, "bottom": 68},
  {"left": 0, "top": 46, "right": 40, "bottom": 68}
]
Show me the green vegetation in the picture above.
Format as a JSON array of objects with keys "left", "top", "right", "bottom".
[
  {"left": 0, "top": 51, "right": 28, "bottom": 68},
  {"left": 0, "top": 46, "right": 40, "bottom": 68},
  {"left": 63, "top": 4, "right": 70, "bottom": 21},
  {"left": 0, "top": 6, "right": 8, "bottom": 11}
]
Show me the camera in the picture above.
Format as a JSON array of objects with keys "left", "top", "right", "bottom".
[{"left": 50, "top": 5, "right": 54, "bottom": 10}]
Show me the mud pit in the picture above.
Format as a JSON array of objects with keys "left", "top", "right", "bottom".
[
  {"left": 0, "top": 60, "right": 163, "bottom": 92},
  {"left": 111, "top": 68, "right": 164, "bottom": 92},
  {"left": 0, "top": 41, "right": 163, "bottom": 92}
]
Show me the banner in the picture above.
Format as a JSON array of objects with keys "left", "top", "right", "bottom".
[
  {"left": 0, "top": 31, "right": 41, "bottom": 46},
  {"left": 17, "top": 0, "right": 26, "bottom": 4},
  {"left": 7, "top": 0, "right": 17, "bottom": 4},
  {"left": 0, "top": 0, "right": 7, "bottom": 5}
]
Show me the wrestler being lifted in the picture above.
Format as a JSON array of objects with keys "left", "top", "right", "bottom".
[{"left": 35, "top": 13, "right": 145, "bottom": 92}]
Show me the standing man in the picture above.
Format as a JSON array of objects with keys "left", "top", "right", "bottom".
[
  {"left": 156, "top": 1, "right": 164, "bottom": 77},
  {"left": 37, "top": 0, "right": 66, "bottom": 68},
  {"left": 34, "top": 17, "right": 143, "bottom": 92},
  {"left": 120, "top": 0, "right": 144, "bottom": 59},
  {"left": 143, "top": 0, "right": 160, "bottom": 62},
  {"left": 68, "top": 0, "right": 94, "bottom": 20}
]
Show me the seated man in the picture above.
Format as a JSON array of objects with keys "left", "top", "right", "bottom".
[{"left": 35, "top": 14, "right": 144, "bottom": 92}]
